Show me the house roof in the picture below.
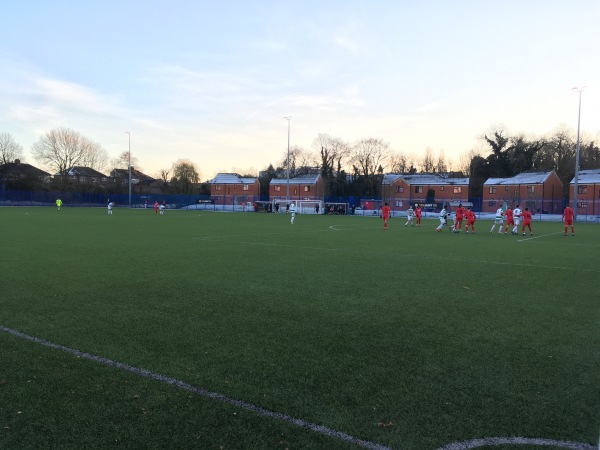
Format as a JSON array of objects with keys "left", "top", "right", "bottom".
[
  {"left": 111, "top": 168, "right": 155, "bottom": 182},
  {"left": 58, "top": 166, "right": 107, "bottom": 177},
  {"left": 210, "top": 173, "right": 257, "bottom": 184},
  {"left": 0, "top": 161, "right": 51, "bottom": 178},
  {"left": 270, "top": 174, "right": 321, "bottom": 185},
  {"left": 383, "top": 173, "right": 469, "bottom": 186},
  {"left": 483, "top": 171, "right": 555, "bottom": 186},
  {"left": 570, "top": 169, "right": 600, "bottom": 184}
]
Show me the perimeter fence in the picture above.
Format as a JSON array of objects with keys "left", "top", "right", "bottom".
[{"left": 1, "top": 189, "right": 599, "bottom": 222}]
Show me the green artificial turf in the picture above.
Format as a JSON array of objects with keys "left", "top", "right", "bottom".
[{"left": 1, "top": 206, "right": 598, "bottom": 449}]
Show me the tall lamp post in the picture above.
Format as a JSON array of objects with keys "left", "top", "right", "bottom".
[
  {"left": 125, "top": 131, "right": 131, "bottom": 208},
  {"left": 572, "top": 87, "right": 585, "bottom": 219},
  {"left": 283, "top": 116, "right": 291, "bottom": 206}
]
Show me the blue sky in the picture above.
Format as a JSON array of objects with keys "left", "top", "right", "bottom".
[{"left": 1, "top": 0, "right": 599, "bottom": 180}]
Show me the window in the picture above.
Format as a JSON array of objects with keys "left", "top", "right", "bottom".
[
  {"left": 243, "top": 184, "right": 249, "bottom": 191},
  {"left": 578, "top": 185, "right": 587, "bottom": 194},
  {"left": 294, "top": 188, "right": 297, "bottom": 195},
  {"left": 578, "top": 202, "right": 587, "bottom": 208},
  {"left": 513, "top": 190, "right": 518, "bottom": 196},
  {"left": 274, "top": 185, "right": 281, "bottom": 192},
  {"left": 215, "top": 185, "right": 221, "bottom": 191},
  {"left": 304, "top": 186, "right": 310, "bottom": 192},
  {"left": 505, "top": 186, "right": 509, "bottom": 192},
  {"left": 395, "top": 200, "right": 403, "bottom": 207},
  {"left": 489, "top": 186, "right": 496, "bottom": 194},
  {"left": 396, "top": 186, "right": 404, "bottom": 193},
  {"left": 453, "top": 186, "right": 462, "bottom": 194},
  {"left": 415, "top": 186, "right": 423, "bottom": 194},
  {"left": 527, "top": 185, "right": 535, "bottom": 194},
  {"left": 440, "top": 186, "right": 444, "bottom": 191}
]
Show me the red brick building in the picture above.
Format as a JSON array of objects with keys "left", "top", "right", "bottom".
[
  {"left": 269, "top": 174, "right": 324, "bottom": 203},
  {"left": 482, "top": 170, "right": 562, "bottom": 213},
  {"left": 569, "top": 169, "right": 600, "bottom": 216},
  {"left": 209, "top": 173, "right": 260, "bottom": 205},
  {"left": 382, "top": 174, "right": 469, "bottom": 212}
]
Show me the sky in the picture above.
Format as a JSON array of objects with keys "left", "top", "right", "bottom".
[{"left": 1, "top": 0, "right": 599, "bottom": 181}]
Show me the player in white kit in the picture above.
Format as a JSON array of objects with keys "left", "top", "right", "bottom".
[{"left": 490, "top": 207, "right": 504, "bottom": 233}]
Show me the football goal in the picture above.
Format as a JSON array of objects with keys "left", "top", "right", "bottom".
[{"left": 298, "top": 200, "right": 324, "bottom": 214}]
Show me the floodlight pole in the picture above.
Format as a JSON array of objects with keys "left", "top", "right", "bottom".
[
  {"left": 572, "top": 87, "right": 585, "bottom": 219},
  {"left": 125, "top": 131, "right": 131, "bottom": 208},
  {"left": 284, "top": 116, "right": 291, "bottom": 205}
]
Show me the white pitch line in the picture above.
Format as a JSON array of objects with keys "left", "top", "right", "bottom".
[
  {"left": 438, "top": 436, "right": 595, "bottom": 449},
  {"left": 517, "top": 231, "right": 565, "bottom": 242},
  {"left": 0, "top": 325, "right": 391, "bottom": 450}
]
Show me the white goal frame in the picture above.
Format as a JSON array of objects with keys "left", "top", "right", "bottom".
[{"left": 298, "top": 200, "right": 324, "bottom": 214}]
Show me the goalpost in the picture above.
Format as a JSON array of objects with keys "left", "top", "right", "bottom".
[{"left": 298, "top": 200, "right": 324, "bottom": 214}]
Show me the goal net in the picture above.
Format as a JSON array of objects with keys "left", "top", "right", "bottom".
[{"left": 298, "top": 200, "right": 324, "bottom": 214}]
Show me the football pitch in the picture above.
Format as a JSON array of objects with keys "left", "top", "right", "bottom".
[{"left": 1, "top": 207, "right": 598, "bottom": 450}]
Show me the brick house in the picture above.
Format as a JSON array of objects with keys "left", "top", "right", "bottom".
[
  {"left": 110, "top": 167, "right": 158, "bottom": 194},
  {"left": 209, "top": 173, "right": 260, "bottom": 205},
  {"left": 482, "top": 170, "right": 563, "bottom": 213},
  {"left": 569, "top": 169, "right": 600, "bottom": 215},
  {"left": 53, "top": 166, "right": 110, "bottom": 191},
  {"left": 269, "top": 174, "right": 324, "bottom": 204},
  {"left": 0, "top": 159, "right": 51, "bottom": 189},
  {"left": 382, "top": 174, "right": 469, "bottom": 212}
]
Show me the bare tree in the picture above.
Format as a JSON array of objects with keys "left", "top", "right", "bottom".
[
  {"left": 80, "top": 140, "right": 110, "bottom": 173},
  {"left": 389, "top": 152, "right": 409, "bottom": 173},
  {"left": 420, "top": 147, "right": 435, "bottom": 173},
  {"left": 0, "top": 132, "right": 24, "bottom": 164},
  {"left": 436, "top": 149, "right": 448, "bottom": 174},
  {"left": 457, "top": 148, "right": 481, "bottom": 176},
  {"left": 31, "top": 127, "right": 105, "bottom": 174},
  {"left": 350, "top": 138, "right": 391, "bottom": 196},
  {"left": 312, "top": 134, "right": 350, "bottom": 174},
  {"left": 112, "top": 151, "right": 140, "bottom": 171},
  {"left": 157, "top": 168, "right": 171, "bottom": 193},
  {"left": 350, "top": 138, "right": 391, "bottom": 178},
  {"left": 281, "top": 145, "right": 312, "bottom": 175}
]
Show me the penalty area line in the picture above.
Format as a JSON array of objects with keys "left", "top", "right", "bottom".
[{"left": 0, "top": 325, "right": 391, "bottom": 450}]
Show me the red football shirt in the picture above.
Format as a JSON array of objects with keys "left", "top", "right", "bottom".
[
  {"left": 563, "top": 207, "right": 574, "bottom": 221},
  {"left": 382, "top": 205, "right": 391, "bottom": 219}
]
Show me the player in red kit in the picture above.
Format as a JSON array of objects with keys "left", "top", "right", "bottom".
[
  {"left": 521, "top": 207, "right": 533, "bottom": 235},
  {"left": 154, "top": 201, "right": 159, "bottom": 214},
  {"left": 414, "top": 204, "right": 422, "bottom": 226},
  {"left": 382, "top": 203, "right": 391, "bottom": 230},
  {"left": 562, "top": 204, "right": 575, "bottom": 236},
  {"left": 453, "top": 204, "right": 465, "bottom": 232},
  {"left": 504, "top": 206, "right": 514, "bottom": 235},
  {"left": 464, "top": 207, "right": 476, "bottom": 233}
]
